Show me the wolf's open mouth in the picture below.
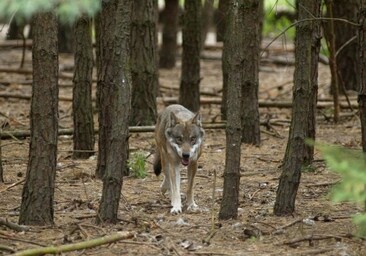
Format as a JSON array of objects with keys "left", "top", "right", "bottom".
[{"left": 181, "top": 158, "right": 189, "bottom": 166}]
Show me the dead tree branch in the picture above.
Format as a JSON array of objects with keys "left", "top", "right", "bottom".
[{"left": 12, "top": 231, "right": 134, "bottom": 256}]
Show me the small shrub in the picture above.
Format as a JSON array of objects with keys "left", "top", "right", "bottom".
[
  {"left": 316, "top": 143, "right": 366, "bottom": 236},
  {"left": 128, "top": 151, "right": 147, "bottom": 179}
]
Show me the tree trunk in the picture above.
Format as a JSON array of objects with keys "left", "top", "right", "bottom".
[
  {"left": 97, "top": 0, "right": 132, "bottom": 224},
  {"left": 19, "top": 12, "right": 59, "bottom": 225},
  {"left": 96, "top": 2, "right": 118, "bottom": 179},
  {"left": 130, "top": 0, "right": 158, "bottom": 126},
  {"left": 219, "top": 0, "right": 229, "bottom": 119},
  {"left": 72, "top": 16, "right": 95, "bottom": 159},
  {"left": 218, "top": 0, "right": 243, "bottom": 220},
  {"left": 240, "top": 0, "right": 261, "bottom": 145},
  {"left": 179, "top": 0, "right": 202, "bottom": 113},
  {"left": 0, "top": 134, "right": 3, "bottom": 183},
  {"left": 201, "top": 0, "right": 214, "bottom": 50},
  {"left": 58, "top": 22, "right": 73, "bottom": 53},
  {"left": 159, "top": 0, "right": 179, "bottom": 69},
  {"left": 324, "top": 0, "right": 360, "bottom": 92},
  {"left": 94, "top": 12, "right": 101, "bottom": 111},
  {"left": 215, "top": 0, "right": 229, "bottom": 42},
  {"left": 274, "top": 0, "right": 321, "bottom": 216},
  {"left": 6, "top": 20, "right": 23, "bottom": 40},
  {"left": 358, "top": 1, "right": 366, "bottom": 152}
]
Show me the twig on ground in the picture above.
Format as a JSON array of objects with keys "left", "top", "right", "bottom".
[
  {"left": 305, "top": 180, "right": 341, "bottom": 187},
  {"left": 0, "top": 218, "right": 30, "bottom": 232},
  {"left": 0, "top": 179, "right": 25, "bottom": 193},
  {"left": 0, "top": 244, "right": 15, "bottom": 253},
  {"left": 0, "top": 232, "right": 46, "bottom": 247},
  {"left": 282, "top": 234, "right": 343, "bottom": 246},
  {"left": 12, "top": 231, "right": 135, "bottom": 256}
]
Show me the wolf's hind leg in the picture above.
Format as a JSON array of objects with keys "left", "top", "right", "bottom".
[{"left": 160, "top": 155, "right": 170, "bottom": 195}]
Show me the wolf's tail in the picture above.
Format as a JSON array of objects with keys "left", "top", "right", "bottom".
[{"left": 153, "top": 150, "right": 162, "bottom": 176}]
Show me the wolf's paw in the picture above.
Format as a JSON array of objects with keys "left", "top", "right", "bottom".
[
  {"left": 170, "top": 206, "right": 182, "bottom": 214},
  {"left": 187, "top": 202, "right": 199, "bottom": 212}
]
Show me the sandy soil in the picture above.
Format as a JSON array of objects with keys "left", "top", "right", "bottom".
[{"left": 0, "top": 38, "right": 365, "bottom": 255}]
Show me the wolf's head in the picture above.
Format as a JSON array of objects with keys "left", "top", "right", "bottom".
[{"left": 165, "top": 112, "right": 205, "bottom": 166}]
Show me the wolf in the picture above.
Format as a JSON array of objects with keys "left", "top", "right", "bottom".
[{"left": 154, "top": 104, "right": 205, "bottom": 214}]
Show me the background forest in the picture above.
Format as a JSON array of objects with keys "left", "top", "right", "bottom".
[{"left": 0, "top": 0, "right": 366, "bottom": 255}]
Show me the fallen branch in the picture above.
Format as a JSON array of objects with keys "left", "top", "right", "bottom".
[
  {"left": 0, "top": 92, "right": 360, "bottom": 109},
  {"left": 12, "top": 231, "right": 134, "bottom": 256},
  {"left": 0, "top": 68, "right": 74, "bottom": 80},
  {"left": 0, "top": 92, "right": 76, "bottom": 102},
  {"left": 0, "top": 124, "right": 223, "bottom": 140},
  {"left": 283, "top": 234, "right": 343, "bottom": 246},
  {"left": 0, "top": 218, "right": 30, "bottom": 232},
  {"left": 0, "top": 179, "right": 25, "bottom": 193}
]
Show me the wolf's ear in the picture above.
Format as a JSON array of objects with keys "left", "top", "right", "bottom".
[
  {"left": 169, "top": 112, "right": 179, "bottom": 127},
  {"left": 192, "top": 113, "right": 202, "bottom": 127}
]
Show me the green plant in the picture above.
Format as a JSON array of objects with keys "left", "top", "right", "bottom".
[
  {"left": 0, "top": 0, "right": 100, "bottom": 24},
  {"left": 316, "top": 143, "right": 366, "bottom": 236},
  {"left": 263, "top": 0, "right": 296, "bottom": 39},
  {"left": 128, "top": 151, "right": 147, "bottom": 179}
]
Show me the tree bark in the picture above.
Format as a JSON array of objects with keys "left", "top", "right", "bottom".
[
  {"left": 215, "top": 0, "right": 229, "bottom": 42},
  {"left": 218, "top": 0, "right": 243, "bottom": 220},
  {"left": 72, "top": 16, "right": 95, "bottom": 159},
  {"left": 201, "top": 0, "right": 214, "bottom": 50},
  {"left": 130, "top": 0, "right": 158, "bottom": 125},
  {"left": 358, "top": 1, "right": 366, "bottom": 152},
  {"left": 0, "top": 134, "right": 3, "bottom": 183},
  {"left": 179, "top": 0, "right": 202, "bottom": 113},
  {"left": 159, "top": 0, "right": 179, "bottom": 69},
  {"left": 19, "top": 12, "right": 59, "bottom": 225},
  {"left": 324, "top": 0, "right": 360, "bottom": 92},
  {"left": 240, "top": 0, "right": 261, "bottom": 145},
  {"left": 58, "top": 22, "right": 73, "bottom": 53},
  {"left": 274, "top": 0, "right": 321, "bottom": 216},
  {"left": 97, "top": 0, "right": 132, "bottom": 224},
  {"left": 96, "top": 2, "right": 118, "bottom": 179},
  {"left": 219, "top": 0, "right": 229, "bottom": 119}
]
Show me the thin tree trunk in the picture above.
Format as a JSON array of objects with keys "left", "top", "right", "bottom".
[
  {"left": 130, "top": 0, "right": 158, "bottom": 125},
  {"left": 201, "top": 0, "right": 214, "bottom": 50},
  {"left": 58, "top": 23, "right": 73, "bottom": 53},
  {"left": 274, "top": 0, "right": 321, "bottom": 216},
  {"left": 0, "top": 133, "right": 3, "bottom": 183},
  {"left": 218, "top": 0, "right": 243, "bottom": 220},
  {"left": 325, "top": 0, "right": 340, "bottom": 123},
  {"left": 219, "top": 0, "right": 229, "bottom": 119},
  {"left": 179, "top": 0, "right": 201, "bottom": 112},
  {"left": 324, "top": 0, "right": 360, "bottom": 93},
  {"left": 72, "top": 16, "right": 95, "bottom": 159},
  {"left": 241, "top": 0, "right": 261, "bottom": 145},
  {"left": 358, "top": 1, "right": 366, "bottom": 152},
  {"left": 159, "top": 0, "right": 179, "bottom": 69},
  {"left": 215, "top": 0, "right": 229, "bottom": 42},
  {"left": 97, "top": 0, "right": 132, "bottom": 224},
  {"left": 95, "top": 2, "right": 118, "bottom": 179},
  {"left": 19, "top": 12, "right": 59, "bottom": 225}
]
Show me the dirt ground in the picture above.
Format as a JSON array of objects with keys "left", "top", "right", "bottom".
[{"left": 0, "top": 36, "right": 365, "bottom": 256}]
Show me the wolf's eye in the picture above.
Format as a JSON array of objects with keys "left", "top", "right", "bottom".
[
  {"left": 190, "top": 136, "right": 197, "bottom": 144},
  {"left": 175, "top": 136, "right": 183, "bottom": 144}
]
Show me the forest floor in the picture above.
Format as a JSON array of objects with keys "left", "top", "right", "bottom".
[{"left": 0, "top": 35, "right": 365, "bottom": 256}]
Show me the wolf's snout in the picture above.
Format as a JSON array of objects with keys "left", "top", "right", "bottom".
[
  {"left": 181, "top": 153, "right": 190, "bottom": 166},
  {"left": 182, "top": 153, "right": 190, "bottom": 159}
]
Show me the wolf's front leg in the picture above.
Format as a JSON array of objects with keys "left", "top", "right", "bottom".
[
  {"left": 169, "top": 163, "right": 182, "bottom": 214},
  {"left": 187, "top": 161, "right": 198, "bottom": 211}
]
